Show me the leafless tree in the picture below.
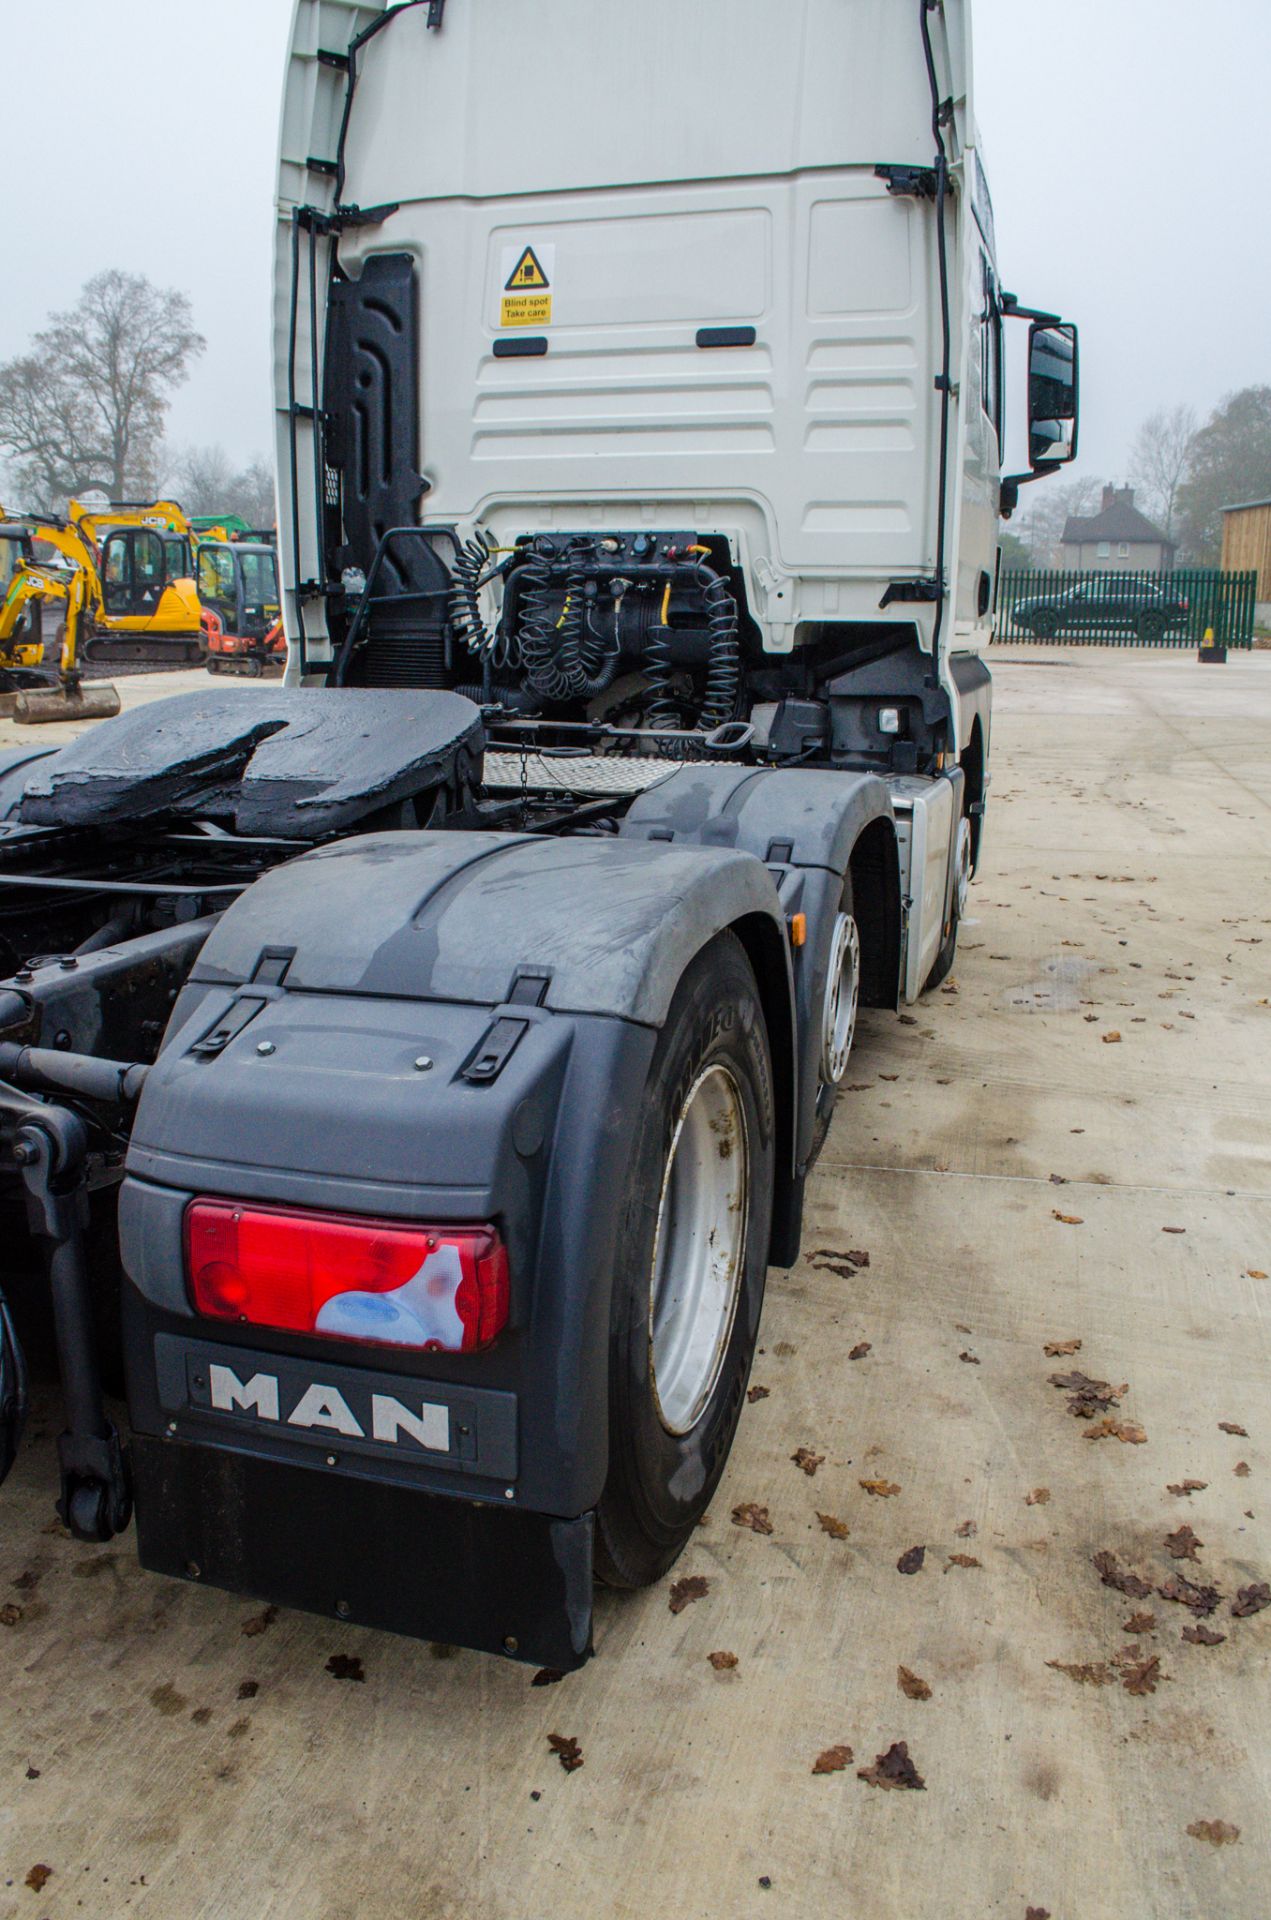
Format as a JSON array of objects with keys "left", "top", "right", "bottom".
[
  {"left": 0, "top": 271, "right": 204, "bottom": 510},
  {"left": 1128, "top": 404, "right": 1197, "bottom": 545},
  {"left": 166, "top": 446, "right": 276, "bottom": 528}
]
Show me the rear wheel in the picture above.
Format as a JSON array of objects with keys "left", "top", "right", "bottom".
[
  {"left": 595, "top": 933, "right": 775, "bottom": 1588},
  {"left": 809, "top": 874, "right": 860, "bottom": 1163},
  {"left": 1031, "top": 608, "right": 1059, "bottom": 639},
  {"left": 1137, "top": 609, "right": 1166, "bottom": 643},
  {"left": 924, "top": 814, "right": 971, "bottom": 991}
]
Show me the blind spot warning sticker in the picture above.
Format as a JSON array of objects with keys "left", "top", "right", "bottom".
[{"left": 500, "top": 243, "right": 554, "bottom": 329}]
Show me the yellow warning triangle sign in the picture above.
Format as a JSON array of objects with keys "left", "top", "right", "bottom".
[{"left": 505, "top": 246, "right": 550, "bottom": 292}]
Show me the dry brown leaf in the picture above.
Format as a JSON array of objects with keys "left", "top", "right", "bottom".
[
  {"left": 896, "top": 1546, "right": 926, "bottom": 1576},
  {"left": 1231, "top": 1583, "right": 1271, "bottom": 1619},
  {"left": 548, "top": 1733, "right": 584, "bottom": 1773},
  {"left": 1052, "top": 1211, "right": 1085, "bottom": 1226},
  {"left": 668, "top": 1575, "right": 709, "bottom": 1614},
  {"left": 1182, "top": 1625, "right": 1225, "bottom": 1647},
  {"left": 811, "top": 1247, "right": 870, "bottom": 1270},
  {"left": 946, "top": 1554, "right": 982, "bottom": 1570},
  {"left": 816, "top": 1513, "right": 850, "bottom": 1541},
  {"left": 0, "top": 1604, "right": 22, "bottom": 1627},
  {"left": 859, "top": 1478, "right": 900, "bottom": 1498},
  {"left": 1219, "top": 1422, "right": 1249, "bottom": 1437},
  {"left": 1161, "top": 1226, "right": 1186, "bottom": 1235},
  {"left": 857, "top": 1742, "right": 925, "bottom": 1791},
  {"left": 1158, "top": 1575, "right": 1222, "bottom": 1617},
  {"left": 1093, "top": 1551, "right": 1152, "bottom": 1599},
  {"left": 848, "top": 1341, "right": 872, "bottom": 1360},
  {"left": 1165, "top": 1525, "right": 1203, "bottom": 1562},
  {"left": 812, "top": 1744, "right": 854, "bottom": 1775},
  {"left": 954, "top": 1520, "right": 977, "bottom": 1539},
  {"left": 326, "top": 1654, "right": 365, "bottom": 1682},
  {"left": 1186, "top": 1820, "right": 1240, "bottom": 1847},
  {"left": 1166, "top": 1480, "right": 1207, "bottom": 1496},
  {"left": 1026, "top": 1909, "right": 1052, "bottom": 1919},
  {"left": 731, "top": 1502, "right": 774, "bottom": 1536},
  {"left": 1047, "top": 1659, "right": 1115, "bottom": 1687},
  {"left": 791, "top": 1447, "right": 825, "bottom": 1477},
  {"left": 1117, "top": 1650, "right": 1165, "bottom": 1696},
  {"left": 708, "top": 1650, "right": 739, "bottom": 1671},
  {"left": 1234, "top": 1461, "right": 1251, "bottom": 1477},
  {"left": 1123, "top": 1612, "right": 1156, "bottom": 1635},
  {"left": 1248, "top": 1270, "right": 1268, "bottom": 1280},
  {"left": 1084, "top": 1417, "right": 1147, "bottom": 1444},
  {"left": 25, "top": 1865, "right": 52, "bottom": 1893},
  {"left": 897, "top": 1665, "right": 932, "bottom": 1701},
  {"left": 1044, "top": 1338, "right": 1082, "bottom": 1357},
  {"left": 1025, "top": 1488, "right": 1051, "bottom": 1506},
  {"left": 1102, "top": 1031, "right": 1122, "bottom": 1044},
  {"left": 959, "top": 1350, "right": 981, "bottom": 1365},
  {"left": 241, "top": 1605, "right": 278, "bottom": 1638},
  {"left": 746, "top": 1384, "right": 770, "bottom": 1403}
]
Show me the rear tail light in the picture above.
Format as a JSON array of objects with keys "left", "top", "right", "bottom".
[{"left": 186, "top": 1201, "right": 509, "bottom": 1353}]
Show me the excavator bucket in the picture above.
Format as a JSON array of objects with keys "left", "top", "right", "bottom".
[{"left": 13, "top": 681, "right": 122, "bottom": 725}]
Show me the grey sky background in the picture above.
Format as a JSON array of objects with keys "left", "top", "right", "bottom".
[{"left": 1, "top": 0, "right": 1267, "bottom": 489}]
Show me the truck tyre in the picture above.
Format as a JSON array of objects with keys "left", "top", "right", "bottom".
[
  {"left": 924, "top": 813, "right": 972, "bottom": 991},
  {"left": 595, "top": 932, "right": 775, "bottom": 1588},
  {"left": 809, "top": 873, "right": 860, "bottom": 1163}
]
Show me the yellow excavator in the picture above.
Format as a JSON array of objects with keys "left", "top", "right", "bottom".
[
  {"left": 63, "top": 498, "right": 206, "bottom": 666},
  {"left": 0, "top": 512, "right": 120, "bottom": 724}
]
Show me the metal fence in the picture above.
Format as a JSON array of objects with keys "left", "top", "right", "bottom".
[{"left": 996, "top": 568, "right": 1258, "bottom": 648}]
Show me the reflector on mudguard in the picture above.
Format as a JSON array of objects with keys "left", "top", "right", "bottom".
[{"left": 132, "top": 1436, "right": 594, "bottom": 1670}]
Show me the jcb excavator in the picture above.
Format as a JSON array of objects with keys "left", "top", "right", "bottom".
[
  {"left": 62, "top": 499, "right": 206, "bottom": 666},
  {"left": 0, "top": 513, "right": 120, "bottom": 724}
]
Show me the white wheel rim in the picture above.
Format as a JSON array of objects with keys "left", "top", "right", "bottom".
[
  {"left": 649, "top": 1063, "right": 749, "bottom": 1436},
  {"left": 955, "top": 816, "right": 972, "bottom": 920},
  {"left": 821, "top": 912, "right": 861, "bottom": 1086}
]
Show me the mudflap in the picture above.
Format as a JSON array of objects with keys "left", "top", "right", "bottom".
[{"left": 131, "top": 1435, "right": 595, "bottom": 1670}]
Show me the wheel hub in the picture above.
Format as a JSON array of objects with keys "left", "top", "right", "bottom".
[{"left": 821, "top": 912, "right": 861, "bottom": 1087}]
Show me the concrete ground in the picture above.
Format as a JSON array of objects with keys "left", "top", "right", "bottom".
[{"left": 0, "top": 647, "right": 1268, "bottom": 1920}]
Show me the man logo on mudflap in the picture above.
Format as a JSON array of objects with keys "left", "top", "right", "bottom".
[{"left": 208, "top": 1364, "right": 450, "bottom": 1454}]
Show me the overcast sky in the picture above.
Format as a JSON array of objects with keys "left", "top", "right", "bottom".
[{"left": 1, "top": 0, "right": 1267, "bottom": 488}]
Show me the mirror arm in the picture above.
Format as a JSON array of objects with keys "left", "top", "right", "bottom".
[
  {"left": 1001, "top": 292, "right": 1063, "bottom": 325},
  {"left": 1000, "top": 463, "right": 1062, "bottom": 520}
]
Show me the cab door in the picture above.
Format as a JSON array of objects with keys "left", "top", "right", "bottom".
[{"left": 101, "top": 529, "right": 168, "bottom": 619}]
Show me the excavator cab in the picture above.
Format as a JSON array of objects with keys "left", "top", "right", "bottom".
[
  {"left": 198, "top": 540, "right": 285, "bottom": 675},
  {"left": 68, "top": 500, "right": 205, "bottom": 664},
  {"left": 100, "top": 528, "right": 196, "bottom": 620}
]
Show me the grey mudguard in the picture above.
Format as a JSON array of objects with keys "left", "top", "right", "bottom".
[
  {"left": 119, "top": 825, "right": 791, "bottom": 1525},
  {"left": 180, "top": 828, "right": 783, "bottom": 1025}
]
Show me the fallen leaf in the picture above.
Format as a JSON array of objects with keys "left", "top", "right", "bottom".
[
  {"left": 1051, "top": 1211, "right": 1085, "bottom": 1226},
  {"left": 954, "top": 1520, "right": 977, "bottom": 1539},
  {"left": 240, "top": 1605, "right": 278, "bottom": 1639},
  {"left": 1166, "top": 1480, "right": 1207, "bottom": 1496},
  {"left": 898, "top": 1014, "right": 918, "bottom": 1026},
  {"left": 958, "top": 1350, "right": 981, "bottom": 1365},
  {"left": 24, "top": 1866, "right": 52, "bottom": 1893},
  {"left": 1182, "top": 1625, "right": 1226, "bottom": 1647},
  {"left": 1026, "top": 1909, "right": 1052, "bottom": 1919},
  {"left": 0, "top": 1604, "right": 22, "bottom": 1627},
  {"left": 732, "top": 1502, "right": 774, "bottom": 1535},
  {"left": 791, "top": 1447, "right": 825, "bottom": 1477},
  {"left": 848, "top": 1342, "right": 872, "bottom": 1361},
  {"left": 1102, "top": 1031, "right": 1122, "bottom": 1044},
  {"left": 860, "top": 1479, "right": 900, "bottom": 1498},
  {"left": 879, "top": 1073, "right": 899, "bottom": 1082},
  {"left": 1186, "top": 1820, "right": 1240, "bottom": 1847},
  {"left": 668, "top": 1575, "right": 709, "bottom": 1614},
  {"left": 708, "top": 1651, "right": 739, "bottom": 1671},
  {"left": 548, "top": 1733, "right": 584, "bottom": 1773},
  {"left": 1048, "top": 1658, "right": 1114, "bottom": 1686},
  {"left": 1165, "top": 1525, "right": 1203, "bottom": 1562},
  {"left": 236, "top": 1680, "right": 260, "bottom": 1700},
  {"left": 811, "top": 1248, "right": 870, "bottom": 1270},
  {"left": 897, "top": 1665, "right": 932, "bottom": 1700},
  {"left": 746, "top": 1384, "right": 770, "bottom": 1403},
  {"left": 858, "top": 1742, "right": 925, "bottom": 1791},
  {"left": 532, "top": 1669, "right": 564, "bottom": 1687},
  {"left": 946, "top": 1554, "right": 982, "bottom": 1570},
  {"left": 1234, "top": 1462, "right": 1251, "bottom": 1478},
  {"left": 1049, "top": 1173, "right": 1068, "bottom": 1185},
  {"left": 1247, "top": 1270, "right": 1268, "bottom": 1281},
  {"left": 1158, "top": 1575, "right": 1222, "bottom": 1617},
  {"left": 1219, "top": 1422, "right": 1249, "bottom": 1437},
  {"left": 1123, "top": 1612, "right": 1156, "bottom": 1635},
  {"left": 1117, "top": 1650, "right": 1165, "bottom": 1696},
  {"left": 1161, "top": 1226, "right": 1186, "bottom": 1235},
  {"left": 1025, "top": 1488, "right": 1050, "bottom": 1506},
  {"left": 1044, "top": 1339, "right": 1082, "bottom": 1357},
  {"left": 325, "top": 1654, "right": 365, "bottom": 1682},
  {"left": 812, "top": 1744, "right": 854, "bottom": 1775},
  {"left": 816, "top": 1513, "right": 850, "bottom": 1540},
  {"left": 1231, "top": 1583, "right": 1271, "bottom": 1619},
  {"left": 1093, "top": 1551, "right": 1153, "bottom": 1599},
  {"left": 1084, "top": 1417, "right": 1146, "bottom": 1444},
  {"left": 896, "top": 1546, "right": 926, "bottom": 1576}
]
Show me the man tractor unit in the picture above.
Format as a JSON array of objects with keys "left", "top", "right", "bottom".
[{"left": 0, "top": 0, "right": 1077, "bottom": 1669}]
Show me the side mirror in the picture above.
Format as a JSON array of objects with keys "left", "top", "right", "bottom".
[{"left": 1028, "top": 321, "right": 1079, "bottom": 467}]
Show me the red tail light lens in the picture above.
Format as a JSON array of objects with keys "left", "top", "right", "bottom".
[{"left": 186, "top": 1201, "right": 509, "bottom": 1353}]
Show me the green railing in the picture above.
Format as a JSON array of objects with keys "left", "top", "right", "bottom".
[{"left": 996, "top": 568, "right": 1258, "bottom": 648}]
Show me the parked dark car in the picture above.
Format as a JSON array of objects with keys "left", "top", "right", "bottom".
[{"left": 1012, "top": 577, "right": 1189, "bottom": 641}]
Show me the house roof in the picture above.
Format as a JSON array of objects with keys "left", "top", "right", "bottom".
[{"left": 1062, "top": 500, "right": 1172, "bottom": 547}]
